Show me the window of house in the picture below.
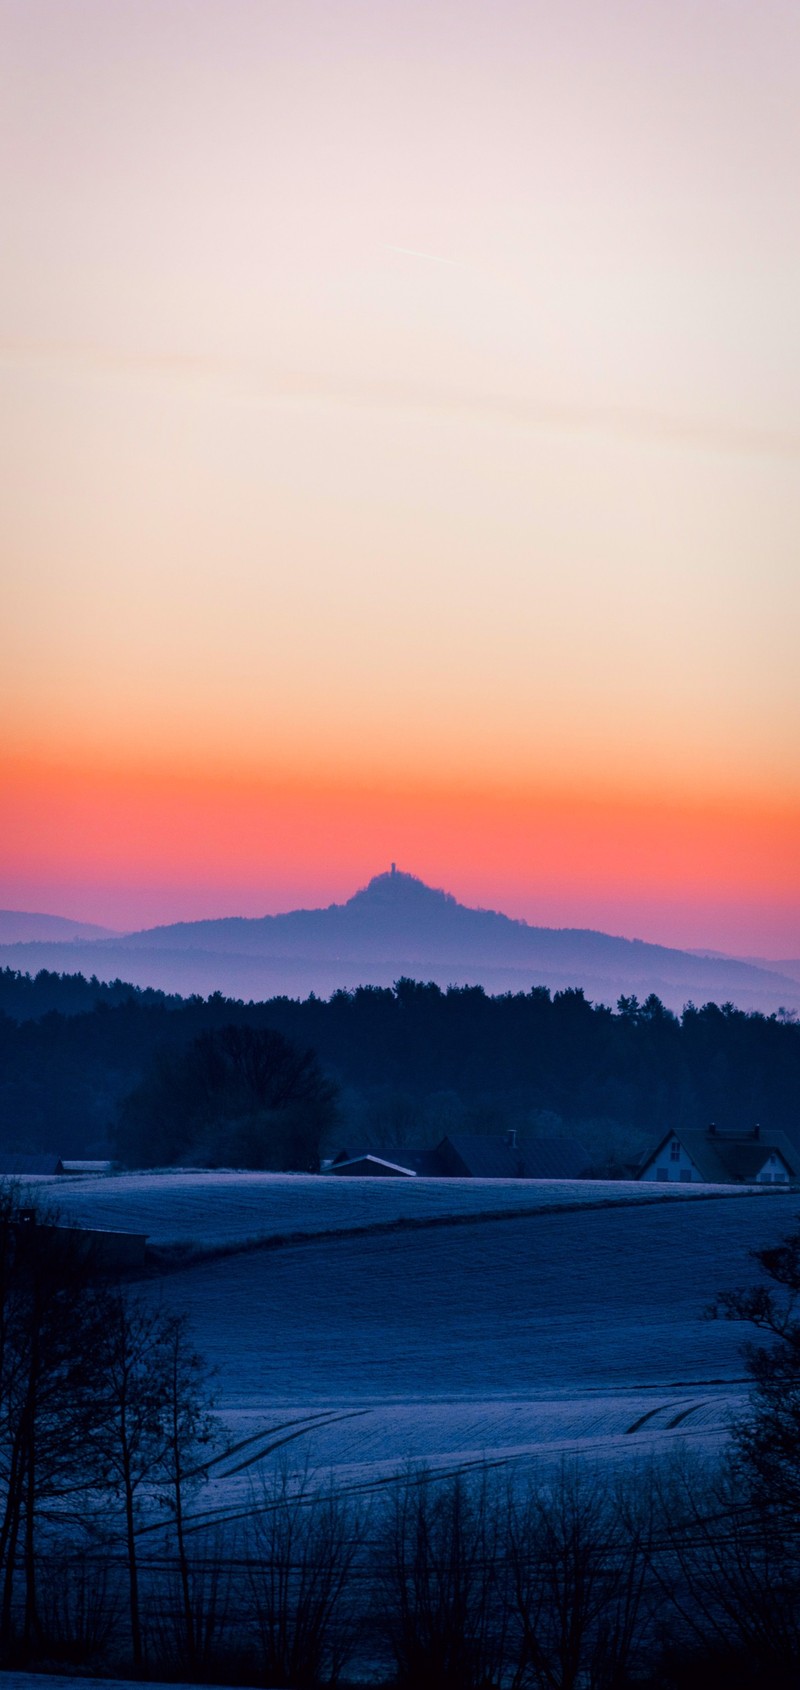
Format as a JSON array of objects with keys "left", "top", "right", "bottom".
[
  {"left": 680, "top": 1169, "right": 692, "bottom": 1182},
  {"left": 656, "top": 1167, "right": 668, "bottom": 1181},
  {"left": 670, "top": 1140, "right": 681, "bottom": 1161}
]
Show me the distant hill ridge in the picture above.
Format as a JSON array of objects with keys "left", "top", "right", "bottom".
[
  {"left": 0, "top": 909, "right": 120, "bottom": 944},
  {"left": 121, "top": 869, "right": 527, "bottom": 952},
  {"left": 0, "top": 869, "right": 797, "bottom": 1014}
]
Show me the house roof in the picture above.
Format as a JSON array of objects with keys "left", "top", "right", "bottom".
[
  {"left": 61, "top": 1160, "right": 114, "bottom": 1175},
  {"left": 329, "top": 1153, "right": 418, "bottom": 1177},
  {"left": 640, "top": 1128, "right": 798, "bottom": 1184},
  {"left": 331, "top": 1147, "right": 378, "bottom": 1165},
  {"left": 0, "top": 1154, "right": 65, "bottom": 1177},
  {"left": 435, "top": 1133, "right": 591, "bottom": 1180}
]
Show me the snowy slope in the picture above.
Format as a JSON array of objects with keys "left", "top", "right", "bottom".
[
  {"left": 48, "top": 1169, "right": 744, "bottom": 1249},
  {"left": 32, "top": 1173, "right": 797, "bottom": 1522},
  {"left": 123, "top": 1189, "right": 800, "bottom": 1521}
]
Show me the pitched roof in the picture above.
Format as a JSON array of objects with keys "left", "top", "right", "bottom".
[
  {"left": 329, "top": 1153, "right": 418, "bottom": 1177},
  {"left": 433, "top": 1134, "right": 590, "bottom": 1180},
  {"left": 0, "top": 1154, "right": 65, "bottom": 1177},
  {"left": 640, "top": 1128, "right": 798, "bottom": 1184},
  {"left": 331, "top": 1147, "right": 373, "bottom": 1165},
  {"left": 60, "top": 1160, "right": 114, "bottom": 1175}
]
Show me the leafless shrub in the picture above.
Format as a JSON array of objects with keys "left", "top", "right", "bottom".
[
  {"left": 377, "top": 1464, "right": 509, "bottom": 1690},
  {"left": 146, "top": 1528, "right": 243, "bottom": 1682},
  {"left": 650, "top": 1448, "right": 800, "bottom": 1681},
  {"left": 34, "top": 1549, "right": 123, "bottom": 1669},
  {"left": 505, "top": 1459, "right": 653, "bottom": 1690},
  {"left": 244, "top": 1464, "right": 365, "bottom": 1688}
]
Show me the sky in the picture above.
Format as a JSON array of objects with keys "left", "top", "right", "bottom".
[{"left": 1, "top": 0, "right": 799, "bottom": 954}]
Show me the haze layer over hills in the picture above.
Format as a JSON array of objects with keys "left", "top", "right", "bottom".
[
  {"left": 0, "top": 870, "right": 796, "bottom": 1014},
  {"left": 0, "top": 910, "right": 119, "bottom": 944}
]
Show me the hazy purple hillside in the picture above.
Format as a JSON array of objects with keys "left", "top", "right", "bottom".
[
  {"left": 0, "top": 909, "right": 119, "bottom": 944},
  {"left": 0, "top": 871, "right": 797, "bottom": 1013}
]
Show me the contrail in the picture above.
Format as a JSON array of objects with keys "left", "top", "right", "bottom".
[{"left": 3, "top": 340, "right": 799, "bottom": 463}]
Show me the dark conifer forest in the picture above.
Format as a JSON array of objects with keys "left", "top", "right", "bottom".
[{"left": 1, "top": 967, "right": 798, "bottom": 1168}]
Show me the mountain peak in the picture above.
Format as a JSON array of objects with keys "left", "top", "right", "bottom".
[{"left": 346, "top": 868, "right": 458, "bottom": 910}]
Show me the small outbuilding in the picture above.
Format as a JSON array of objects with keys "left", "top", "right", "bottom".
[
  {"left": 637, "top": 1124, "right": 797, "bottom": 1186},
  {"left": 329, "top": 1151, "right": 417, "bottom": 1178},
  {"left": 61, "top": 1160, "right": 115, "bottom": 1176},
  {"left": 0, "top": 1154, "right": 65, "bottom": 1177}
]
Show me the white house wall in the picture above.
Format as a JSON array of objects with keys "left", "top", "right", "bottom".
[
  {"left": 639, "top": 1137, "right": 702, "bottom": 1183},
  {"left": 754, "top": 1152, "right": 791, "bottom": 1184}
]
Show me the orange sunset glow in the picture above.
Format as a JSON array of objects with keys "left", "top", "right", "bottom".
[{"left": 2, "top": 0, "right": 799, "bottom": 955}]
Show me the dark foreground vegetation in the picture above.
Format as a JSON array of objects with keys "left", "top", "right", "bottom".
[
  {"left": 1, "top": 965, "right": 799, "bottom": 1169},
  {"left": 18, "top": 1454, "right": 800, "bottom": 1690},
  {"left": 2, "top": 1182, "right": 800, "bottom": 1687}
]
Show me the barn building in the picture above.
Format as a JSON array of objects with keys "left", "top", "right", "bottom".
[
  {"left": 0, "top": 1154, "right": 65, "bottom": 1176},
  {"left": 330, "top": 1150, "right": 417, "bottom": 1177},
  {"left": 637, "top": 1124, "right": 797, "bottom": 1186},
  {"left": 329, "top": 1131, "right": 591, "bottom": 1180},
  {"left": 421, "top": 1131, "right": 591, "bottom": 1179}
]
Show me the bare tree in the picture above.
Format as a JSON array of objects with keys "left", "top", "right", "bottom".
[
  {"left": 711, "top": 1225, "right": 800, "bottom": 1519},
  {"left": 650, "top": 1448, "right": 800, "bottom": 1684},
  {"left": 245, "top": 1463, "right": 364, "bottom": 1688},
  {"left": 86, "top": 1292, "right": 214, "bottom": 1672},
  {"left": 156, "top": 1313, "right": 220, "bottom": 1670},
  {"left": 505, "top": 1460, "right": 652, "bottom": 1690},
  {"left": 0, "top": 1186, "right": 218, "bottom": 1676},
  {"left": 86, "top": 1293, "right": 167, "bottom": 1669},
  {"left": 378, "top": 1466, "right": 508, "bottom": 1690},
  {"left": 0, "top": 1189, "right": 107, "bottom": 1658}
]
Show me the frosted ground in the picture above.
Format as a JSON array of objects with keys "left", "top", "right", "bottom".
[
  {"left": 5, "top": 1680, "right": 246, "bottom": 1690},
  {"left": 50, "top": 1167, "right": 745, "bottom": 1248},
  {"left": 43, "top": 1173, "right": 800, "bottom": 1534}
]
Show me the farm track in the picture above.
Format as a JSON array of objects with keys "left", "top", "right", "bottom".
[{"left": 133, "top": 1390, "right": 734, "bottom": 1543}]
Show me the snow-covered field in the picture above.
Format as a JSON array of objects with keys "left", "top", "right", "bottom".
[
  {"left": 46, "top": 1167, "right": 748, "bottom": 1248},
  {"left": 4, "top": 1679, "right": 254, "bottom": 1690},
  {"left": 96, "top": 1182, "right": 797, "bottom": 1529},
  {"left": 22, "top": 1171, "right": 799, "bottom": 1522}
]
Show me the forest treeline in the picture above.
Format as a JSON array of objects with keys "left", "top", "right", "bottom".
[{"left": 1, "top": 967, "right": 799, "bottom": 1167}]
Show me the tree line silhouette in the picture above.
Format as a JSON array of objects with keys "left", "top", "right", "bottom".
[{"left": 0, "top": 967, "right": 798, "bottom": 1168}]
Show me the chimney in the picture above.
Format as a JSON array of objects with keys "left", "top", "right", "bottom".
[
  {"left": 753, "top": 1123, "right": 760, "bottom": 1140},
  {"left": 708, "top": 1123, "right": 717, "bottom": 1136},
  {"left": 505, "top": 1129, "right": 517, "bottom": 1150},
  {"left": 391, "top": 862, "right": 396, "bottom": 875}
]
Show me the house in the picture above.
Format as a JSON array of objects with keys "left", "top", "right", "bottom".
[
  {"left": 328, "top": 1130, "right": 591, "bottom": 1180},
  {"left": 0, "top": 1154, "right": 65, "bottom": 1177},
  {"left": 420, "top": 1130, "right": 592, "bottom": 1180},
  {"left": 329, "top": 1149, "right": 417, "bottom": 1178},
  {"left": 61, "top": 1160, "right": 115, "bottom": 1176},
  {"left": 637, "top": 1124, "right": 798, "bottom": 1186}
]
